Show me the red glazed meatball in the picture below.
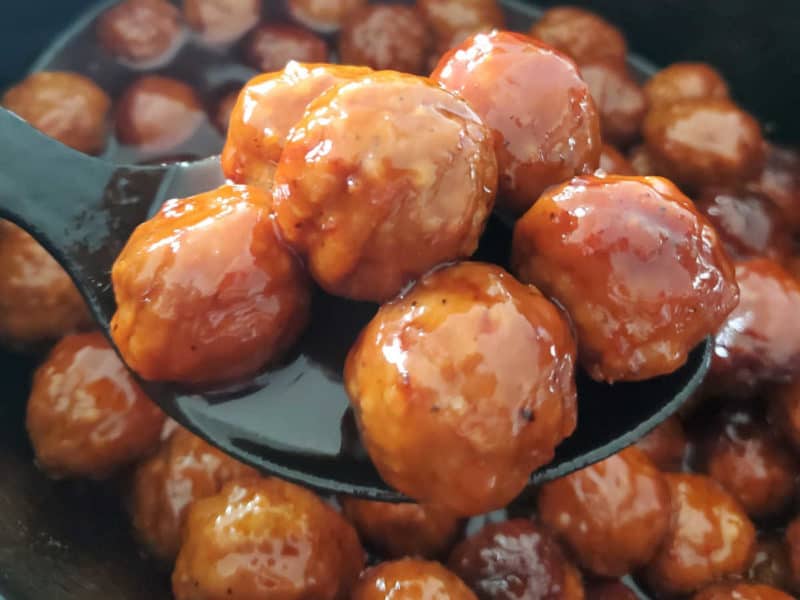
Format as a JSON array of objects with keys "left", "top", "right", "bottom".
[
  {"left": 586, "top": 580, "right": 636, "bottom": 600},
  {"left": 222, "top": 62, "right": 372, "bottom": 191},
  {"left": 2, "top": 71, "right": 110, "bottom": 154},
  {"left": 635, "top": 416, "right": 689, "bottom": 471},
  {"left": 26, "top": 331, "right": 165, "bottom": 479},
  {"left": 111, "top": 184, "right": 310, "bottom": 384},
  {"left": 748, "top": 536, "right": 795, "bottom": 592},
  {"left": 538, "top": 447, "right": 670, "bottom": 577},
  {"left": 96, "top": 0, "right": 181, "bottom": 64},
  {"left": 339, "top": 5, "right": 430, "bottom": 74},
  {"left": 599, "top": 143, "right": 635, "bottom": 175},
  {"left": 172, "top": 478, "right": 364, "bottom": 600},
  {"left": 432, "top": 30, "right": 601, "bottom": 215},
  {"left": 340, "top": 498, "right": 462, "bottom": 559},
  {"left": 353, "top": 559, "right": 477, "bottom": 600},
  {"left": 212, "top": 88, "right": 239, "bottom": 134},
  {"left": 645, "top": 473, "right": 756, "bottom": 597},
  {"left": 273, "top": 72, "right": 497, "bottom": 302},
  {"left": 182, "top": 0, "right": 260, "bottom": 44},
  {"left": 754, "top": 144, "right": 800, "bottom": 232},
  {"left": 628, "top": 143, "right": 660, "bottom": 176},
  {"left": 244, "top": 24, "right": 328, "bottom": 73},
  {"left": 512, "top": 174, "right": 739, "bottom": 382},
  {"left": 580, "top": 61, "right": 647, "bottom": 147},
  {"left": 345, "top": 262, "right": 577, "bottom": 516},
  {"left": 417, "top": 0, "right": 504, "bottom": 45},
  {"left": 693, "top": 583, "right": 794, "bottom": 600},
  {"left": 644, "top": 62, "right": 730, "bottom": 111},
  {"left": 529, "top": 6, "right": 627, "bottom": 66},
  {"left": 643, "top": 98, "right": 765, "bottom": 191},
  {"left": 130, "top": 426, "right": 257, "bottom": 562},
  {"left": 115, "top": 75, "right": 203, "bottom": 154},
  {"left": 288, "top": 0, "right": 366, "bottom": 33},
  {"left": 772, "top": 380, "right": 800, "bottom": 450}
]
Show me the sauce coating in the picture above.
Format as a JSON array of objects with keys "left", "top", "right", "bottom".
[
  {"left": 243, "top": 24, "right": 328, "bottom": 73},
  {"left": 352, "top": 559, "right": 477, "bottom": 600},
  {"left": 182, "top": 0, "right": 260, "bottom": 44},
  {"left": 580, "top": 61, "right": 646, "bottom": 147},
  {"left": 644, "top": 62, "right": 730, "bottom": 111},
  {"left": 96, "top": 0, "right": 182, "bottom": 63},
  {"left": 635, "top": 415, "right": 689, "bottom": 471},
  {"left": 529, "top": 6, "right": 627, "bottom": 66}
]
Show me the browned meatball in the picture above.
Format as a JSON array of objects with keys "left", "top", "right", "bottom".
[
  {"left": 2, "top": 71, "right": 110, "bottom": 154},
  {"left": 643, "top": 99, "right": 765, "bottom": 191},
  {"left": 211, "top": 88, "right": 238, "bottom": 134},
  {"left": 432, "top": 30, "right": 601, "bottom": 215},
  {"left": 645, "top": 473, "right": 756, "bottom": 596},
  {"left": 586, "top": 580, "right": 636, "bottom": 600},
  {"left": 693, "top": 583, "right": 794, "bottom": 600},
  {"left": 173, "top": 478, "right": 364, "bottom": 600},
  {"left": 273, "top": 72, "right": 497, "bottom": 302},
  {"left": 448, "top": 519, "right": 585, "bottom": 600},
  {"left": 182, "top": 0, "right": 260, "bottom": 44},
  {"left": 644, "top": 62, "right": 730, "bottom": 111},
  {"left": 340, "top": 498, "right": 462, "bottom": 559},
  {"left": 599, "top": 143, "right": 635, "bottom": 174},
  {"left": 580, "top": 61, "right": 647, "bottom": 147},
  {"left": 353, "top": 559, "right": 477, "bottom": 600},
  {"left": 753, "top": 144, "right": 800, "bottom": 232},
  {"left": 772, "top": 380, "right": 800, "bottom": 450},
  {"left": 130, "top": 426, "right": 257, "bottom": 562},
  {"left": 243, "top": 24, "right": 328, "bottom": 73},
  {"left": 288, "top": 0, "right": 366, "bottom": 33},
  {"left": 339, "top": 5, "right": 430, "bottom": 74},
  {"left": 345, "top": 263, "right": 577, "bottom": 516},
  {"left": 529, "top": 6, "right": 627, "bottom": 66},
  {"left": 26, "top": 331, "right": 165, "bottom": 479},
  {"left": 111, "top": 184, "right": 310, "bottom": 384},
  {"left": 96, "top": 0, "right": 182, "bottom": 64},
  {"left": 748, "top": 536, "right": 795, "bottom": 592},
  {"left": 635, "top": 416, "right": 689, "bottom": 471},
  {"left": 787, "top": 517, "right": 800, "bottom": 592},
  {"left": 512, "top": 174, "right": 739, "bottom": 382},
  {"left": 417, "top": 0, "right": 504, "bottom": 45},
  {"left": 628, "top": 143, "right": 660, "bottom": 176}
]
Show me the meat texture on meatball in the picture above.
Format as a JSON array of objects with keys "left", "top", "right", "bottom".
[
  {"left": 288, "top": 0, "right": 366, "bottom": 33},
  {"left": 96, "top": 0, "right": 182, "bottom": 64},
  {"left": 580, "top": 61, "right": 647, "bottom": 147},
  {"left": 352, "top": 559, "right": 477, "bottom": 600},
  {"left": 243, "top": 24, "right": 328, "bottom": 73},
  {"left": 635, "top": 416, "right": 689, "bottom": 471},
  {"left": 182, "top": 0, "right": 260, "bottom": 44},
  {"left": 417, "top": 0, "right": 504, "bottom": 47},
  {"left": 529, "top": 6, "right": 627, "bottom": 66},
  {"left": 598, "top": 143, "right": 635, "bottom": 174},
  {"left": 644, "top": 62, "right": 730, "bottom": 111}
]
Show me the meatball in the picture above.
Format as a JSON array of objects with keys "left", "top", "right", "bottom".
[
  {"left": 273, "top": 72, "right": 497, "bottom": 302},
  {"left": 111, "top": 184, "right": 310, "bottom": 384},
  {"left": 115, "top": 75, "right": 203, "bottom": 154},
  {"left": 352, "top": 559, "right": 477, "bottom": 600},
  {"left": 448, "top": 519, "right": 585, "bottom": 600},
  {"left": 748, "top": 537, "right": 795, "bottom": 592},
  {"left": 599, "top": 143, "right": 635, "bottom": 175},
  {"left": 529, "top": 6, "right": 627, "bottom": 66},
  {"left": 644, "top": 62, "right": 730, "bottom": 111},
  {"left": 288, "top": 0, "right": 366, "bottom": 33},
  {"left": 0, "top": 222, "right": 89, "bottom": 348},
  {"left": 538, "top": 447, "right": 670, "bottom": 577},
  {"left": 26, "top": 331, "right": 165, "bottom": 479},
  {"left": 643, "top": 98, "right": 765, "bottom": 191},
  {"left": 628, "top": 143, "right": 660, "bottom": 176},
  {"left": 345, "top": 262, "right": 577, "bottom": 516},
  {"left": 173, "top": 478, "right": 364, "bottom": 600},
  {"left": 417, "top": 0, "right": 504, "bottom": 46},
  {"left": 432, "top": 31, "right": 601, "bottom": 215},
  {"left": 130, "top": 426, "right": 257, "bottom": 562},
  {"left": 243, "top": 24, "right": 328, "bottom": 73},
  {"left": 182, "top": 0, "right": 260, "bottom": 44},
  {"left": 580, "top": 61, "right": 647, "bottom": 147},
  {"left": 340, "top": 498, "right": 462, "bottom": 559},
  {"left": 339, "top": 5, "right": 430, "bottom": 74},
  {"left": 512, "top": 174, "right": 739, "bottom": 382},
  {"left": 586, "top": 580, "right": 637, "bottom": 600},
  {"left": 787, "top": 517, "right": 800, "bottom": 591},
  {"left": 2, "top": 71, "right": 110, "bottom": 154},
  {"left": 754, "top": 144, "right": 800, "bottom": 232},
  {"left": 211, "top": 88, "right": 239, "bottom": 134},
  {"left": 635, "top": 416, "right": 689, "bottom": 471},
  {"left": 645, "top": 473, "right": 756, "bottom": 596},
  {"left": 693, "top": 583, "right": 794, "bottom": 600},
  {"left": 222, "top": 62, "right": 372, "bottom": 191},
  {"left": 772, "top": 380, "right": 800, "bottom": 450},
  {"left": 96, "top": 0, "right": 182, "bottom": 64}
]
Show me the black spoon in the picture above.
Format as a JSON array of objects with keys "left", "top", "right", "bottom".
[{"left": 0, "top": 107, "right": 711, "bottom": 500}]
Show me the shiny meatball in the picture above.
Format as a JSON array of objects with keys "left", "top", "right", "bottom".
[
  {"left": 586, "top": 580, "right": 636, "bottom": 600},
  {"left": 2, "top": 71, "right": 110, "bottom": 154},
  {"left": 173, "top": 478, "right": 364, "bottom": 600},
  {"left": 529, "top": 6, "right": 627, "bottom": 66},
  {"left": 244, "top": 24, "right": 328, "bottom": 73},
  {"left": 96, "top": 0, "right": 181, "bottom": 64},
  {"left": 182, "top": 0, "right": 260, "bottom": 44},
  {"left": 222, "top": 62, "right": 372, "bottom": 191},
  {"left": 115, "top": 75, "right": 203, "bottom": 154},
  {"left": 0, "top": 222, "right": 89, "bottom": 348},
  {"left": 130, "top": 426, "right": 257, "bottom": 562},
  {"left": 512, "top": 175, "right": 739, "bottom": 382},
  {"left": 111, "top": 184, "right": 310, "bottom": 384},
  {"left": 417, "top": 0, "right": 503, "bottom": 45},
  {"left": 340, "top": 498, "right": 462, "bottom": 559},
  {"left": 748, "top": 537, "right": 795, "bottom": 592},
  {"left": 26, "top": 331, "right": 165, "bottom": 479},
  {"left": 599, "top": 143, "right": 635, "bottom": 175},
  {"left": 211, "top": 88, "right": 238, "bottom": 134},
  {"left": 339, "top": 5, "right": 430, "bottom": 73},
  {"left": 580, "top": 61, "right": 646, "bottom": 147},
  {"left": 448, "top": 519, "right": 585, "bottom": 600},
  {"left": 693, "top": 583, "right": 794, "bottom": 600},
  {"left": 787, "top": 517, "right": 800, "bottom": 591},
  {"left": 643, "top": 99, "right": 765, "bottom": 191},
  {"left": 645, "top": 473, "right": 756, "bottom": 596},
  {"left": 538, "top": 447, "right": 670, "bottom": 577},
  {"left": 628, "top": 143, "right": 660, "bottom": 176},
  {"left": 288, "top": 0, "right": 366, "bottom": 33},
  {"left": 345, "top": 263, "right": 577, "bottom": 516},
  {"left": 772, "top": 380, "right": 800, "bottom": 450},
  {"left": 754, "top": 144, "right": 800, "bottom": 232},
  {"left": 432, "top": 31, "right": 601, "bottom": 215},
  {"left": 353, "top": 559, "right": 477, "bottom": 600},
  {"left": 644, "top": 62, "right": 730, "bottom": 111},
  {"left": 273, "top": 72, "right": 497, "bottom": 302},
  {"left": 635, "top": 416, "right": 689, "bottom": 471}
]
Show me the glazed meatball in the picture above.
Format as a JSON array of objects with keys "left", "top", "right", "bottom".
[
  {"left": 211, "top": 88, "right": 238, "bottom": 134},
  {"left": 754, "top": 144, "right": 800, "bottom": 232},
  {"left": 2, "top": 71, "right": 110, "bottom": 154},
  {"left": 693, "top": 583, "right": 794, "bottom": 600},
  {"left": 182, "top": 0, "right": 260, "bottom": 44},
  {"left": 748, "top": 537, "right": 795, "bottom": 592},
  {"left": 417, "top": 0, "right": 504, "bottom": 46},
  {"left": 772, "top": 380, "right": 800, "bottom": 450},
  {"left": 599, "top": 143, "right": 635, "bottom": 175},
  {"left": 115, "top": 75, "right": 203, "bottom": 154},
  {"left": 538, "top": 447, "right": 670, "bottom": 577},
  {"left": 529, "top": 6, "right": 627, "bottom": 66},
  {"left": 222, "top": 62, "right": 372, "bottom": 191},
  {"left": 353, "top": 559, "right": 477, "bottom": 600},
  {"left": 581, "top": 61, "right": 647, "bottom": 147},
  {"left": 0, "top": 222, "right": 89, "bottom": 348},
  {"left": 130, "top": 426, "right": 257, "bottom": 561},
  {"left": 345, "top": 263, "right": 577, "bottom": 516},
  {"left": 643, "top": 99, "right": 765, "bottom": 191},
  {"left": 26, "top": 331, "right": 165, "bottom": 479},
  {"left": 340, "top": 498, "right": 462, "bottom": 559},
  {"left": 288, "top": 0, "right": 366, "bottom": 33},
  {"left": 787, "top": 517, "right": 800, "bottom": 591},
  {"left": 448, "top": 519, "right": 585, "bottom": 600},
  {"left": 173, "top": 478, "right": 364, "bottom": 600},
  {"left": 586, "top": 580, "right": 637, "bottom": 600},
  {"left": 273, "top": 72, "right": 497, "bottom": 302},
  {"left": 635, "top": 416, "right": 689, "bottom": 471},
  {"left": 512, "top": 175, "right": 739, "bottom": 382},
  {"left": 628, "top": 143, "right": 660, "bottom": 176},
  {"left": 243, "top": 24, "right": 328, "bottom": 73},
  {"left": 96, "top": 0, "right": 182, "bottom": 64},
  {"left": 645, "top": 473, "right": 756, "bottom": 596},
  {"left": 111, "top": 184, "right": 310, "bottom": 384},
  {"left": 644, "top": 62, "right": 730, "bottom": 111},
  {"left": 339, "top": 5, "right": 430, "bottom": 74},
  {"left": 432, "top": 31, "right": 601, "bottom": 215}
]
